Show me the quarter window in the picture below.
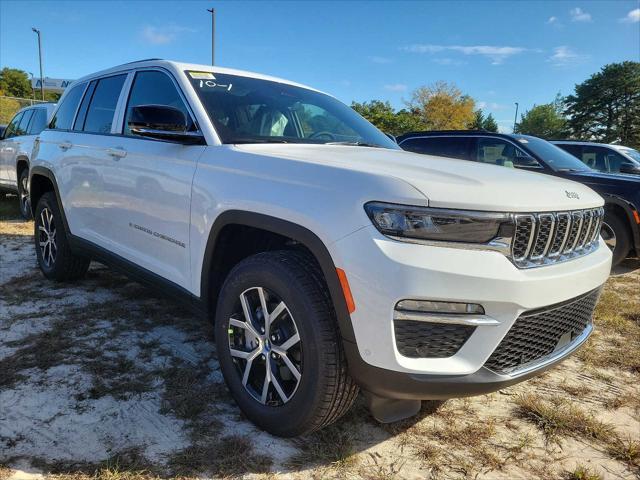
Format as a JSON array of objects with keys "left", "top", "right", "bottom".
[
  {"left": 50, "top": 83, "right": 87, "bottom": 130},
  {"left": 82, "top": 75, "right": 127, "bottom": 134},
  {"left": 124, "top": 71, "right": 193, "bottom": 136}
]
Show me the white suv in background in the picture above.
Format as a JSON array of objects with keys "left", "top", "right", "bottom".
[
  {"left": 29, "top": 59, "right": 611, "bottom": 436},
  {"left": 0, "top": 103, "right": 56, "bottom": 218}
]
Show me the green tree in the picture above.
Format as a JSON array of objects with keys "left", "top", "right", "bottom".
[
  {"left": 515, "top": 95, "right": 568, "bottom": 139},
  {"left": 564, "top": 61, "right": 640, "bottom": 148},
  {"left": 406, "top": 81, "right": 475, "bottom": 130},
  {"left": 483, "top": 113, "right": 499, "bottom": 132},
  {"left": 0, "top": 68, "right": 32, "bottom": 98},
  {"left": 469, "top": 109, "right": 485, "bottom": 130},
  {"left": 351, "top": 100, "right": 424, "bottom": 135}
]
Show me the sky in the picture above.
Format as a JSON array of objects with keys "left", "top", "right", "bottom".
[{"left": 1, "top": 0, "right": 639, "bottom": 132}]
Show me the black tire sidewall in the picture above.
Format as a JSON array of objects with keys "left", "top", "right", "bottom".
[
  {"left": 603, "top": 213, "right": 630, "bottom": 267},
  {"left": 215, "top": 254, "right": 336, "bottom": 437}
]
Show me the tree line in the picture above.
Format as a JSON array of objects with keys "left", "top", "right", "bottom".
[
  {"left": 1, "top": 62, "right": 639, "bottom": 148},
  {"left": 353, "top": 61, "right": 640, "bottom": 149}
]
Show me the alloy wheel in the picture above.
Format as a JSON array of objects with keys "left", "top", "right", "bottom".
[
  {"left": 600, "top": 222, "right": 616, "bottom": 252},
  {"left": 20, "top": 175, "right": 30, "bottom": 214},
  {"left": 228, "top": 286, "right": 302, "bottom": 406},
  {"left": 38, "top": 207, "right": 57, "bottom": 267}
]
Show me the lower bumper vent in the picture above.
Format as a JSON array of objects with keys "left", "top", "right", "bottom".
[
  {"left": 484, "top": 288, "right": 600, "bottom": 374},
  {"left": 394, "top": 321, "right": 475, "bottom": 358}
]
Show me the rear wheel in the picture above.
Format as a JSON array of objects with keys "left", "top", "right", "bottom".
[
  {"left": 601, "top": 213, "right": 630, "bottom": 268},
  {"left": 18, "top": 168, "right": 32, "bottom": 220},
  {"left": 215, "top": 250, "right": 358, "bottom": 437},
  {"left": 35, "top": 191, "right": 90, "bottom": 281}
]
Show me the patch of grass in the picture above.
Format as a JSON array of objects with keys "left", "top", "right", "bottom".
[
  {"left": 563, "top": 464, "right": 603, "bottom": 480},
  {"left": 515, "top": 394, "right": 613, "bottom": 443},
  {"left": 606, "top": 436, "right": 640, "bottom": 468},
  {"left": 168, "top": 435, "right": 272, "bottom": 477},
  {"left": 85, "top": 354, "right": 157, "bottom": 400},
  {"left": 288, "top": 423, "right": 358, "bottom": 471},
  {"left": 559, "top": 382, "right": 593, "bottom": 397},
  {"left": 603, "top": 392, "right": 640, "bottom": 413}
]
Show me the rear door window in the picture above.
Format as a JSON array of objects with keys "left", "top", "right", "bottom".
[
  {"left": 401, "top": 137, "right": 470, "bottom": 160},
  {"left": 50, "top": 83, "right": 87, "bottom": 130},
  {"left": 16, "top": 110, "right": 34, "bottom": 136},
  {"left": 27, "top": 108, "right": 49, "bottom": 134},
  {"left": 81, "top": 74, "right": 127, "bottom": 134}
]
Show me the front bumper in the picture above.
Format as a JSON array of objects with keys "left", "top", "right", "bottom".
[
  {"left": 344, "top": 322, "right": 592, "bottom": 400},
  {"left": 330, "top": 225, "right": 611, "bottom": 394}
]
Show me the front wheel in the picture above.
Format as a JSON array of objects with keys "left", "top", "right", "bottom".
[
  {"left": 215, "top": 250, "right": 358, "bottom": 437},
  {"left": 34, "top": 191, "right": 90, "bottom": 281}
]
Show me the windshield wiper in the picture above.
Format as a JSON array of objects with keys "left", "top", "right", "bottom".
[{"left": 325, "top": 141, "right": 385, "bottom": 148}]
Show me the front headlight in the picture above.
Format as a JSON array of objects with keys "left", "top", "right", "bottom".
[{"left": 364, "top": 202, "right": 512, "bottom": 243}]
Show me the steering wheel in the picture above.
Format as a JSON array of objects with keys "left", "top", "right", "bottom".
[{"left": 309, "top": 131, "right": 337, "bottom": 141}]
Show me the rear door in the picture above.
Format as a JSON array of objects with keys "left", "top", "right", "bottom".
[
  {"left": 99, "top": 69, "right": 205, "bottom": 289},
  {"left": 0, "top": 111, "right": 24, "bottom": 186},
  {"left": 5, "top": 109, "right": 36, "bottom": 185}
]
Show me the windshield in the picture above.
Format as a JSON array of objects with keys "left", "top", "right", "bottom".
[
  {"left": 514, "top": 135, "right": 591, "bottom": 172},
  {"left": 185, "top": 71, "right": 398, "bottom": 149},
  {"left": 618, "top": 147, "right": 640, "bottom": 164}
]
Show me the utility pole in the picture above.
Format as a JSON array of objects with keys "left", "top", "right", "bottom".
[
  {"left": 32, "top": 27, "right": 44, "bottom": 101},
  {"left": 207, "top": 7, "right": 215, "bottom": 65},
  {"left": 513, "top": 102, "right": 519, "bottom": 133}
]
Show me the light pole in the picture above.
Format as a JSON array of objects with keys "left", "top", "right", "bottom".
[
  {"left": 207, "top": 7, "right": 215, "bottom": 65},
  {"left": 513, "top": 102, "right": 519, "bottom": 133},
  {"left": 32, "top": 27, "right": 44, "bottom": 101}
]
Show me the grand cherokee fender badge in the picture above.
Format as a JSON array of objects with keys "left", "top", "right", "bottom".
[
  {"left": 565, "top": 191, "right": 580, "bottom": 199},
  {"left": 129, "top": 222, "right": 186, "bottom": 248}
]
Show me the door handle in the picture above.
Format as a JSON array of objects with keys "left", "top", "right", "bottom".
[
  {"left": 107, "top": 147, "right": 127, "bottom": 159},
  {"left": 59, "top": 141, "right": 72, "bottom": 151}
]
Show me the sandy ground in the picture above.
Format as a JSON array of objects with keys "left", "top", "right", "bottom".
[{"left": 0, "top": 194, "right": 638, "bottom": 480}]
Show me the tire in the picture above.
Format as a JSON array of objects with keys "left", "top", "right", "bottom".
[
  {"left": 215, "top": 250, "right": 359, "bottom": 437},
  {"left": 18, "top": 168, "right": 32, "bottom": 220},
  {"left": 34, "top": 191, "right": 90, "bottom": 281},
  {"left": 601, "top": 212, "right": 630, "bottom": 268}
]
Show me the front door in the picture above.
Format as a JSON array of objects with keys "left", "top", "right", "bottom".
[{"left": 101, "top": 69, "right": 204, "bottom": 290}]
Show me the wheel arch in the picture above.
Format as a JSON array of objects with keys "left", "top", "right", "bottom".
[
  {"left": 29, "top": 166, "right": 68, "bottom": 230},
  {"left": 603, "top": 194, "right": 639, "bottom": 252},
  {"left": 200, "top": 210, "right": 356, "bottom": 343}
]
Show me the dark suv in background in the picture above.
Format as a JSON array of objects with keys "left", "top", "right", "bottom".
[
  {"left": 397, "top": 131, "right": 640, "bottom": 267},
  {"left": 552, "top": 141, "right": 640, "bottom": 176}
]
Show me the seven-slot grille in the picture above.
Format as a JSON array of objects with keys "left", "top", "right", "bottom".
[{"left": 511, "top": 207, "right": 604, "bottom": 268}]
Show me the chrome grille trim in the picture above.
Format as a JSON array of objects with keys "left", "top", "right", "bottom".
[{"left": 510, "top": 207, "right": 603, "bottom": 269}]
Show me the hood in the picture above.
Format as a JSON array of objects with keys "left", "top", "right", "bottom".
[{"left": 234, "top": 144, "right": 604, "bottom": 212}]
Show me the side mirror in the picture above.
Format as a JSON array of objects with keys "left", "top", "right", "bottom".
[
  {"left": 514, "top": 156, "right": 543, "bottom": 169},
  {"left": 619, "top": 162, "right": 640, "bottom": 175},
  {"left": 384, "top": 132, "right": 397, "bottom": 144},
  {"left": 128, "top": 105, "right": 204, "bottom": 144}
]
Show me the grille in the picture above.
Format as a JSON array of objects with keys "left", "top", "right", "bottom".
[
  {"left": 484, "top": 288, "right": 601, "bottom": 374},
  {"left": 512, "top": 207, "right": 603, "bottom": 268},
  {"left": 394, "top": 320, "right": 475, "bottom": 358}
]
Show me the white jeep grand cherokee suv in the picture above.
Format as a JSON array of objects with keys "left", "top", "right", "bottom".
[{"left": 29, "top": 59, "right": 611, "bottom": 437}]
